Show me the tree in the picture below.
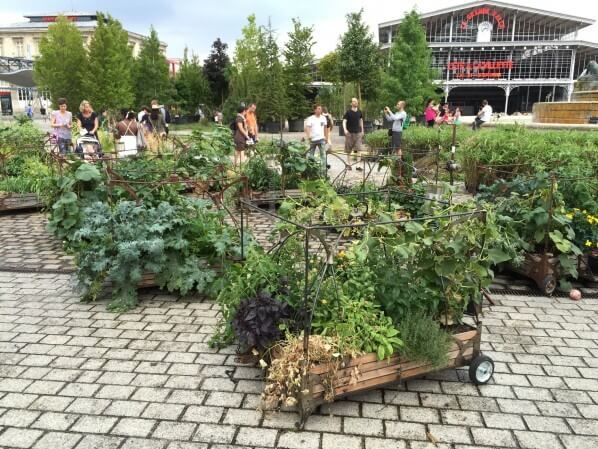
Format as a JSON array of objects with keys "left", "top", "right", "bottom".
[
  {"left": 84, "top": 13, "right": 134, "bottom": 111},
  {"left": 381, "top": 9, "right": 438, "bottom": 116},
  {"left": 256, "top": 21, "right": 286, "bottom": 124},
  {"left": 338, "top": 10, "right": 381, "bottom": 105},
  {"left": 203, "top": 38, "right": 230, "bottom": 108},
  {"left": 34, "top": 16, "right": 87, "bottom": 108},
  {"left": 133, "top": 27, "right": 173, "bottom": 107},
  {"left": 283, "top": 18, "right": 314, "bottom": 120},
  {"left": 226, "top": 14, "right": 263, "bottom": 112},
  {"left": 176, "top": 48, "right": 210, "bottom": 115},
  {"left": 317, "top": 51, "right": 341, "bottom": 83}
]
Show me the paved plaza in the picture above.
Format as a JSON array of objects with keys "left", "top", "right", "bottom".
[{"left": 1, "top": 212, "right": 598, "bottom": 449}]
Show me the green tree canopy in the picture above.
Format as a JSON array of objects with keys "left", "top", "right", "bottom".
[
  {"left": 283, "top": 18, "right": 315, "bottom": 120},
  {"left": 381, "top": 9, "right": 438, "bottom": 116},
  {"left": 203, "top": 38, "right": 230, "bottom": 108},
  {"left": 227, "top": 14, "right": 263, "bottom": 109},
  {"left": 34, "top": 16, "right": 87, "bottom": 109},
  {"left": 176, "top": 48, "right": 210, "bottom": 115},
  {"left": 338, "top": 9, "right": 381, "bottom": 104},
  {"left": 84, "top": 12, "right": 134, "bottom": 111},
  {"left": 256, "top": 21, "right": 286, "bottom": 123},
  {"left": 133, "top": 26, "right": 174, "bottom": 107},
  {"left": 317, "top": 51, "right": 341, "bottom": 83}
]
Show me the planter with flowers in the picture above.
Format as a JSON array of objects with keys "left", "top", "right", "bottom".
[{"left": 569, "top": 209, "right": 598, "bottom": 278}]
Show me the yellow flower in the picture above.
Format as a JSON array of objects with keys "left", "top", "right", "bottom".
[
  {"left": 565, "top": 213, "right": 573, "bottom": 220},
  {"left": 585, "top": 240, "right": 593, "bottom": 247}
]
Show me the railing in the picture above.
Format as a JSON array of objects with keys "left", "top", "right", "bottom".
[{"left": 0, "top": 57, "right": 34, "bottom": 74}]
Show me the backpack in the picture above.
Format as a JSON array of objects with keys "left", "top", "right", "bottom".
[
  {"left": 402, "top": 114, "right": 411, "bottom": 130},
  {"left": 230, "top": 118, "right": 237, "bottom": 132}
]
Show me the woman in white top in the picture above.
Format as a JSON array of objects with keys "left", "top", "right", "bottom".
[{"left": 384, "top": 100, "right": 407, "bottom": 155}]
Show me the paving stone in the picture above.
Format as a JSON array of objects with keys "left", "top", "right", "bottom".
[
  {"left": 0, "top": 409, "right": 40, "bottom": 427},
  {"left": 482, "top": 411, "right": 526, "bottom": 429},
  {"left": 204, "top": 391, "right": 244, "bottom": 408},
  {"left": 364, "top": 437, "right": 407, "bottom": 449},
  {"left": 471, "top": 427, "right": 517, "bottom": 447},
  {"left": 104, "top": 400, "right": 147, "bottom": 417},
  {"left": 343, "top": 417, "right": 384, "bottom": 436},
  {"left": 442, "top": 410, "right": 484, "bottom": 427},
  {"left": 75, "top": 435, "right": 123, "bottom": 449},
  {"left": 65, "top": 397, "right": 110, "bottom": 414},
  {"left": 362, "top": 403, "right": 398, "bottom": 420},
  {"left": 385, "top": 421, "right": 426, "bottom": 440},
  {"left": 427, "top": 424, "right": 472, "bottom": 444},
  {"left": 120, "top": 438, "right": 167, "bottom": 449},
  {"left": 515, "top": 430, "right": 564, "bottom": 449},
  {"left": 400, "top": 406, "right": 440, "bottom": 423},
  {"left": 278, "top": 430, "right": 321, "bottom": 449},
  {"left": 322, "top": 432, "right": 363, "bottom": 449},
  {"left": 566, "top": 418, "right": 598, "bottom": 435},
  {"left": 152, "top": 421, "right": 197, "bottom": 441},
  {"left": 33, "top": 431, "right": 82, "bottom": 449},
  {"left": 303, "top": 414, "right": 342, "bottom": 432},
  {"left": 223, "top": 408, "right": 262, "bottom": 426},
  {"left": 71, "top": 415, "right": 118, "bottom": 434},
  {"left": 192, "top": 423, "right": 236, "bottom": 444},
  {"left": 559, "top": 434, "right": 598, "bottom": 449},
  {"left": 524, "top": 415, "right": 571, "bottom": 433},
  {"left": 235, "top": 426, "right": 278, "bottom": 447},
  {"left": 182, "top": 406, "right": 224, "bottom": 423},
  {"left": 142, "top": 402, "right": 185, "bottom": 420},
  {"left": 0, "top": 427, "right": 44, "bottom": 448},
  {"left": 111, "top": 418, "right": 156, "bottom": 437}
]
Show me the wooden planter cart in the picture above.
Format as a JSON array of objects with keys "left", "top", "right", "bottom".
[{"left": 239, "top": 189, "right": 495, "bottom": 426}]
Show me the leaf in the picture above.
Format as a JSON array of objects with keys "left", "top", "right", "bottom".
[
  {"left": 377, "top": 344, "right": 385, "bottom": 360},
  {"left": 75, "top": 164, "right": 102, "bottom": 182},
  {"left": 405, "top": 221, "right": 424, "bottom": 234},
  {"left": 488, "top": 248, "right": 512, "bottom": 264}
]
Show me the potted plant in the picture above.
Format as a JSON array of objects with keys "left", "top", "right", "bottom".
[{"left": 569, "top": 209, "right": 598, "bottom": 275}]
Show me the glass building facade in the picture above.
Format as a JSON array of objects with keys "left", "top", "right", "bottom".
[{"left": 379, "top": 1, "right": 598, "bottom": 114}]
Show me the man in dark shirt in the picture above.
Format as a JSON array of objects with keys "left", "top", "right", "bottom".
[{"left": 342, "top": 98, "right": 364, "bottom": 170}]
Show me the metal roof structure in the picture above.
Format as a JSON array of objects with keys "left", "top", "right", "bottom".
[
  {"left": 0, "top": 57, "right": 34, "bottom": 88},
  {"left": 379, "top": 0, "right": 595, "bottom": 28}
]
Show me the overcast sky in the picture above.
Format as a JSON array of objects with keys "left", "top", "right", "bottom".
[{"left": 1, "top": 0, "right": 597, "bottom": 59}]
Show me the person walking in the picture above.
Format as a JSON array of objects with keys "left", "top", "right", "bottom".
[
  {"left": 25, "top": 103, "right": 33, "bottom": 120},
  {"left": 342, "top": 98, "right": 363, "bottom": 169},
  {"left": 384, "top": 100, "right": 407, "bottom": 155},
  {"left": 233, "top": 105, "right": 249, "bottom": 168},
  {"left": 322, "top": 107, "right": 334, "bottom": 146},
  {"left": 245, "top": 103, "right": 259, "bottom": 143},
  {"left": 305, "top": 104, "right": 329, "bottom": 178},
  {"left": 151, "top": 99, "right": 171, "bottom": 135},
  {"left": 76, "top": 100, "right": 99, "bottom": 139},
  {"left": 50, "top": 98, "right": 72, "bottom": 155},
  {"left": 472, "top": 99, "right": 492, "bottom": 130},
  {"left": 424, "top": 99, "right": 438, "bottom": 127},
  {"left": 116, "top": 111, "right": 139, "bottom": 155}
]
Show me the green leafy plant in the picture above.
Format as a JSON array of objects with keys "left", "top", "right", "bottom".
[{"left": 398, "top": 311, "right": 452, "bottom": 367}]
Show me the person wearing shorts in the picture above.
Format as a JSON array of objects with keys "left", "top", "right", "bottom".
[
  {"left": 50, "top": 98, "right": 72, "bottom": 155},
  {"left": 384, "top": 100, "right": 407, "bottom": 156},
  {"left": 234, "top": 106, "right": 249, "bottom": 168},
  {"left": 342, "top": 98, "right": 363, "bottom": 170}
]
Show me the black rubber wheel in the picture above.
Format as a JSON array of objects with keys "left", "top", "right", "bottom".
[
  {"left": 469, "top": 355, "right": 494, "bottom": 385},
  {"left": 540, "top": 275, "right": 556, "bottom": 296}
]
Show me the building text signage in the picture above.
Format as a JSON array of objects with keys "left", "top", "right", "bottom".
[
  {"left": 447, "top": 60, "right": 514, "bottom": 78},
  {"left": 460, "top": 7, "right": 506, "bottom": 30}
]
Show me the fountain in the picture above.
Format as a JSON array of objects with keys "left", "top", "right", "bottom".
[{"left": 533, "top": 61, "right": 598, "bottom": 124}]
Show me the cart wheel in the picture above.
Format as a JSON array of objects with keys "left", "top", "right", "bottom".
[
  {"left": 469, "top": 355, "right": 494, "bottom": 385},
  {"left": 540, "top": 275, "right": 556, "bottom": 296}
]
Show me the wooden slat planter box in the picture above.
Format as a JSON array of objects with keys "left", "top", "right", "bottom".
[
  {"left": 0, "top": 193, "right": 43, "bottom": 213},
  {"left": 268, "top": 325, "right": 490, "bottom": 427},
  {"left": 307, "top": 327, "right": 480, "bottom": 402},
  {"left": 508, "top": 252, "right": 560, "bottom": 295}
]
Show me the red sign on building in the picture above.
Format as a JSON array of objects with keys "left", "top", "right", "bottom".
[
  {"left": 460, "top": 7, "right": 506, "bottom": 30},
  {"left": 447, "top": 59, "right": 514, "bottom": 78}
]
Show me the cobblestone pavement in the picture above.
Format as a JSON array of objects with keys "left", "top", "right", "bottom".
[
  {"left": 0, "top": 213, "right": 74, "bottom": 273},
  {"left": 1, "top": 270, "right": 598, "bottom": 449}
]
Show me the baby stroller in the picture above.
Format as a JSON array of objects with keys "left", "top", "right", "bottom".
[{"left": 75, "top": 133, "right": 103, "bottom": 161}]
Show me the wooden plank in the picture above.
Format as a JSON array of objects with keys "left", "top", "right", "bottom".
[
  {"left": 309, "top": 327, "right": 478, "bottom": 376},
  {"left": 311, "top": 347, "right": 475, "bottom": 395}
]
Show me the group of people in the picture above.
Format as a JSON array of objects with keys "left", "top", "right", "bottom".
[
  {"left": 232, "top": 103, "right": 259, "bottom": 167},
  {"left": 424, "top": 99, "right": 462, "bottom": 127},
  {"left": 424, "top": 98, "right": 493, "bottom": 130},
  {"left": 49, "top": 98, "right": 171, "bottom": 156},
  {"left": 304, "top": 97, "right": 408, "bottom": 175}
]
